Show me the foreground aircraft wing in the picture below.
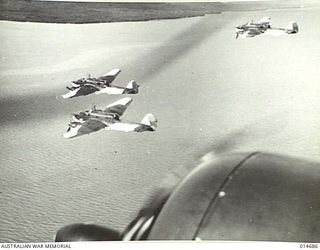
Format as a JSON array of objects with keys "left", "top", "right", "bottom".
[
  {"left": 247, "top": 28, "right": 263, "bottom": 36},
  {"left": 63, "top": 118, "right": 107, "bottom": 138},
  {"left": 79, "top": 119, "right": 107, "bottom": 134},
  {"left": 98, "top": 68, "right": 121, "bottom": 85},
  {"left": 62, "top": 84, "right": 100, "bottom": 99},
  {"left": 104, "top": 97, "right": 133, "bottom": 117}
]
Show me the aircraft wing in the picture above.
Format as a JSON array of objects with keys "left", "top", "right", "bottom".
[
  {"left": 247, "top": 28, "right": 263, "bottom": 36},
  {"left": 98, "top": 68, "right": 121, "bottom": 84},
  {"left": 63, "top": 118, "right": 108, "bottom": 138},
  {"left": 104, "top": 97, "right": 133, "bottom": 117},
  {"left": 77, "top": 118, "right": 108, "bottom": 134},
  {"left": 62, "top": 84, "right": 100, "bottom": 98}
]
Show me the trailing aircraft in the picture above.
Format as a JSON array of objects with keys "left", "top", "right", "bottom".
[
  {"left": 62, "top": 69, "right": 139, "bottom": 98},
  {"left": 63, "top": 97, "right": 157, "bottom": 138}
]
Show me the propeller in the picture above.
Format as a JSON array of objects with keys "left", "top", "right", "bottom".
[
  {"left": 90, "top": 104, "right": 97, "bottom": 113},
  {"left": 149, "top": 111, "right": 287, "bottom": 208},
  {"left": 127, "top": 16, "right": 227, "bottom": 82},
  {"left": 69, "top": 113, "right": 74, "bottom": 124}
]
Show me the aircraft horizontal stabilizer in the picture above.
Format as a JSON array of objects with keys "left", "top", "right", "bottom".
[{"left": 286, "top": 22, "right": 299, "bottom": 33}]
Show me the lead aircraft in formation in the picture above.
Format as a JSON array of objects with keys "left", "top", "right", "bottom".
[
  {"left": 236, "top": 17, "right": 299, "bottom": 38},
  {"left": 63, "top": 97, "right": 157, "bottom": 138},
  {"left": 62, "top": 69, "right": 139, "bottom": 98}
]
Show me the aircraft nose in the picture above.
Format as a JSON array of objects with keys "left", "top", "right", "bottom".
[
  {"left": 63, "top": 133, "right": 70, "bottom": 139},
  {"left": 63, "top": 124, "right": 81, "bottom": 138},
  {"left": 63, "top": 128, "right": 75, "bottom": 138},
  {"left": 63, "top": 133, "right": 71, "bottom": 139}
]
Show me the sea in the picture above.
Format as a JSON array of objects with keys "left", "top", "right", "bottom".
[{"left": 0, "top": 5, "right": 320, "bottom": 242}]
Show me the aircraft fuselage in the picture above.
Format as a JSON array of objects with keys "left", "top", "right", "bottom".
[
  {"left": 73, "top": 110, "right": 120, "bottom": 123},
  {"left": 236, "top": 23, "right": 269, "bottom": 31}
]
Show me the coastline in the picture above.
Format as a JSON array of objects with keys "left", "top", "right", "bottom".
[{"left": 0, "top": 0, "right": 317, "bottom": 24}]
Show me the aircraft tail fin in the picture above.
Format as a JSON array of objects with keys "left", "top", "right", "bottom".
[
  {"left": 124, "top": 80, "right": 139, "bottom": 94},
  {"left": 141, "top": 114, "right": 157, "bottom": 130},
  {"left": 258, "top": 16, "right": 271, "bottom": 24},
  {"left": 286, "top": 22, "right": 299, "bottom": 34}
]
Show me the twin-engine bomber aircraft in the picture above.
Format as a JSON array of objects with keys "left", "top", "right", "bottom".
[
  {"left": 62, "top": 69, "right": 139, "bottom": 99},
  {"left": 236, "top": 17, "right": 299, "bottom": 39},
  {"left": 63, "top": 97, "right": 157, "bottom": 138}
]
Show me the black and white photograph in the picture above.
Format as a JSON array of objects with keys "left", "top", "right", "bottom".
[{"left": 0, "top": 0, "right": 320, "bottom": 246}]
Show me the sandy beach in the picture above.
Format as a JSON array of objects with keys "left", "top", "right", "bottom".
[{"left": 1, "top": 4, "right": 320, "bottom": 242}]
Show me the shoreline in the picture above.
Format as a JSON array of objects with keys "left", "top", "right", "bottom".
[{"left": 0, "top": 0, "right": 317, "bottom": 24}]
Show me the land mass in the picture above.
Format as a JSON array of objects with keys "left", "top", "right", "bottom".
[{"left": 0, "top": 0, "right": 318, "bottom": 24}]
